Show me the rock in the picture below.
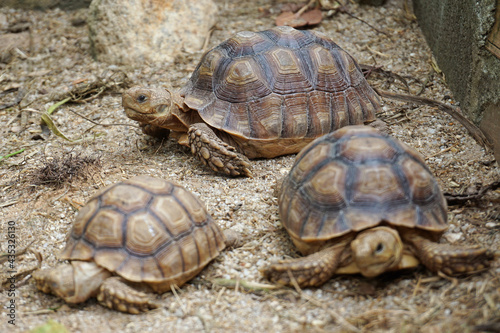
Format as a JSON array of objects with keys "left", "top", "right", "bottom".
[
  {"left": 443, "top": 232, "right": 463, "bottom": 244},
  {"left": 87, "top": 0, "right": 217, "bottom": 65},
  {"left": 0, "top": 32, "right": 30, "bottom": 63}
]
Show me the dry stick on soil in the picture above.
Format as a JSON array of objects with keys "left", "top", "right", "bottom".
[
  {"left": 0, "top": 87, "right": 27, "bottom": 110},
  {"left": 444, "top": 180, "right": 500, "bottom": 205},
  {"left": 350, "top": 309, "right": 413, "bottom": 330},
  {"left": 49, "top": 70, "right": 129, "bottom": 103},
  {"left": 335, "top": 5, "right": 390, "bottom": 37},
  {"left": 361, "top": 64, "right": 412, "bottom": 93},
  {"left": 212, "top": 278, "right": 279, "bottom": 292},
  {"left": 0, "top": 239, "right": 35, "bottom": 265},
  {"left": 171, "top": 284, "right": 187, "bottom": 315},
  {"left": 374, "top": 88, "right": 492, "bottom": 149},
  {"left": 68, "top": 109, "right": 139, "bottom": 129},
  {"left": 424, "top": 144, "right": 458, "bottom": 160},
  {"left": 286, "top": 270, "right": 361, "bottom": 333}
]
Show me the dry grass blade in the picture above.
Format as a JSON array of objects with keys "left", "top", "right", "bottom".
[
  {"left": 0, "top": 199, "right": 19, "bottom": 208},
  {"left": 375, "top": 88, "right": 492, "bottom": 149},
  {"left": 1, "top": 240, "right": 41, "bottom": 290},
  {"left": 212, "top": 278, "right": 280, "bottom": 293},
  {"left": 349, "top": 309, "right": 414, "bottom": 331},
  {"left": 30, "top": 151, "right": 101, "bottom": 188},
  {"left": 0, "top": 87, "right": 27, "bottom": 110},
  {"left": 361, "top": 64, "right": 412, "bottom": 92},
  {"left": 285, "top": 270, "right": 361, "bottom": 333},
  {"left": 444, "top": 180, "right": 500, "bottom": 205},
  {"left": 171, "top": 284, "right": 187, "bottom": 315},
  {"left": 49, "top": 70, "right": 129, "bottom": 103},
  {"left": 40, "top": 97, "right": 77, "bottom": 141},
  {"left": 0, "top": 239, "right": 35, "bottom": 265}
]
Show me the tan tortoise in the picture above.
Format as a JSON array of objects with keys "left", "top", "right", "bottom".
[
  {"left": 34, "top": 176, "right": 232, "bottom": 313},
  {"left": 264, "top": 126, "right": 496, "bottom": 287},
  {"left": 122, "top": 26, "right": 381, "bottom": 177}
]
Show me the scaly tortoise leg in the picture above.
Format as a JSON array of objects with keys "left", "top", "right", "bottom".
[
  {"left": 263, "top": 245, "right": 348, "bottom": 288},
  {"left": 188, "top": 122, "right": 252, "bottom": 177},
  {"left": 403, "top": 233, "right": 495, "bottom": 276},
  {"left": 97, "top": 277, "right": 159, "bottom": 314}
]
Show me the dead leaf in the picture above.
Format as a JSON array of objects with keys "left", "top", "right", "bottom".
[{"left": 276, "top": 8, "right": 322, "bottom": 27}]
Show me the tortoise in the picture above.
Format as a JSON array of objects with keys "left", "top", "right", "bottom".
[
  {"left": 33, "top": 176, "right": 230, "bottom": 313},
  {"left": 122, "top": 26, "right": 381, "bottom": 177},
  {"left": 263, "top": 125, "right": 495, "bottom": 287}
]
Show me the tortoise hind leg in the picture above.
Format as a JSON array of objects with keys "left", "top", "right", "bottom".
[
  {"left": 97, "top": 277, "right": 159, "bottom": 314},
  {"left": 403, "top": 234, "right": 495, "bottom": 276},
  {"left": 263, "top": 245, "right": 347, "bottom": 288},
  {"left": 188, "top": 122, "right": 252, "bottom": 177}
]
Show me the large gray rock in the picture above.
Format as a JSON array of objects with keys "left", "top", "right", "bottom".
[
  {"left": 413, "top": 0, "right": 500, "bottom": 161},
  {"left": 88, "top": 0, "right": 217, "bottom": 65}
]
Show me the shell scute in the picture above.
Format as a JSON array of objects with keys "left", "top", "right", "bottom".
[
  {"left": 182, "top": 27, "right": 380, "bottom": 143},
  {"left": 60, "top": 176, "right": 225, "bottom": 285},
  {"left": 279, "top": 126, "right": 448, "bottom": 245}
]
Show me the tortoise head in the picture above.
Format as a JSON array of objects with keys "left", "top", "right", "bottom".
[
  {"left": 122, "top": 86, "right": 177, "bottom": 126},
  {"left": 350, "top": 226, "right": 403, "bottom": 278}
]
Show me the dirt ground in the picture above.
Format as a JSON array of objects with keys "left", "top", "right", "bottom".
[{"left": 0, "top": 1, "right": 499, "bottom": 332}]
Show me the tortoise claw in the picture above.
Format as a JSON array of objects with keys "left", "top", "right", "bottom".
[
  {"left": 263, "top": 245, "right": 345, "bottom": 288},
  {"left": 97, "top": 277, "right": 159, "bottom": 314},
  {"left": 405, "top": 234, "right": 496, "bottom": 276},
  {"left": 188, "top": 123, "right": 252, "bottom": 177}
]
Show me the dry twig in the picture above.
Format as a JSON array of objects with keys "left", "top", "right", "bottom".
[
  {"left": 375, "top": 88, "right": 492, "bottom": 149},
  {"left": 444, "top": 180, "right": 500, "bottom": 205}
]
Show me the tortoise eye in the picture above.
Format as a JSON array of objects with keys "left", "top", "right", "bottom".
[
  {"left": 137, "top": 94, "right": 147, "bottom": 103},
  {"left": 375, "top": 243, "right": 384, "bottom": 254}
]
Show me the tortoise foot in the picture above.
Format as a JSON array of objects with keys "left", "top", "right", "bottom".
[
  {"left": 406, "top": 234, "right": 496, "bottom": 276},
  {"left": 188, "top": 123, "right": 252, "bottom": 177},
  {"left": 97, "top": 277, "right": 159, "bottom": 314},
  {"left": 263, "top": 246, "right": 345, "bottom": 288}
]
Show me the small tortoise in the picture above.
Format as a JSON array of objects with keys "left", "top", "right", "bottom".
[
  {"left": 34, "top": 176, "right": 228, "bottom": 313},
  {"left": 264, "top": 126, "right": 495, "bottom": 287},
  {"left": 122, "top": 26, "right": 380, "bottom": 177}
]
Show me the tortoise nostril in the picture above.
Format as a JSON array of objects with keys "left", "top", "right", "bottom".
[{"left": 375, "top": 243, "right": 384, "bottom": 254}]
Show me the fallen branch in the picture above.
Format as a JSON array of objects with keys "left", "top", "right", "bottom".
[
  {"left": 361, "top": 64, "right": 412, "bottom": 93},
  {"left": 375, "top": 88, "right": 492, "bottom": 149},
  {"left": 444, "top": 180, "right": 500, "bottom": 205}
]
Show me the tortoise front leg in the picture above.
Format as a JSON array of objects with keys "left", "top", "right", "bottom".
[
  {"left": 97, "top": 277, "right": 159, "bottom": 314},
  {"left": 403, "top": 233, "right": 495, "bottom": 276},
  {"left": 263, "top": 245, "right": 347, "bottom": 288},
  {"left": 188, "top": 123, "right": 252, "bottom": 177}
]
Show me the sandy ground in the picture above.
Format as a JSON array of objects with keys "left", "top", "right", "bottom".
[{"left": 0, "top": 1, "right": 499, "bottom": 332}]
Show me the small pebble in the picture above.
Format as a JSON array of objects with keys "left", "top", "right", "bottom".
[{"left": 444, "top": 232, "right": 462, "bottom": 243}]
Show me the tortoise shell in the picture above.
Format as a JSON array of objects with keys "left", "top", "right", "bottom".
[
  {"left": 279, "top": 125, "right": 448, "bottom": 250},
  {"left": 180, "top": 26, "right": 380, "bottom": 144},
  {"left": 60, "top": 176, "right": 225, "bottom": 287}
]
